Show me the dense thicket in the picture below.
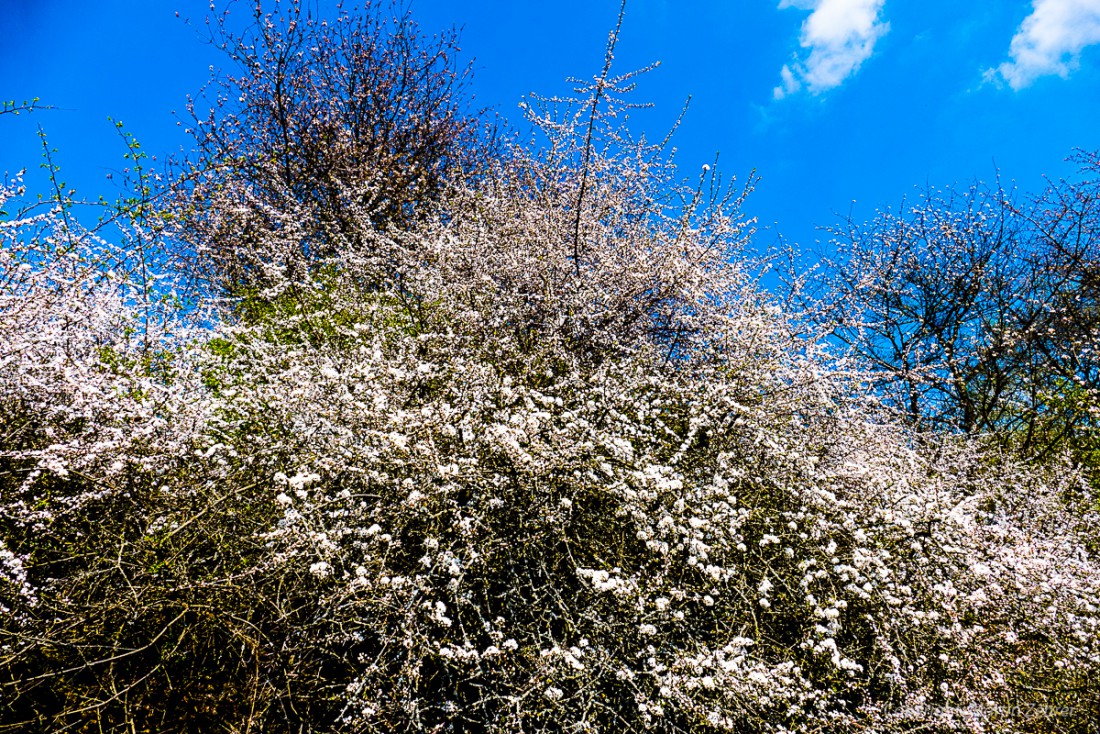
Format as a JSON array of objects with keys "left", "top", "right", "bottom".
[{"left": 2, "top": 3, "right": 1099, "bottom": 733}]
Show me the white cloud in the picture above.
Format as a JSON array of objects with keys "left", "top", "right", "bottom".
[
  {"left": 992, "top": 0, "right": 1100, "bottom": 89},
  {"left": 774, "top": 0, "right": 889, "bottom": 99}
]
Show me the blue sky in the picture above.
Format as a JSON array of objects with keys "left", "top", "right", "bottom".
[{"left": 2, "top": 0, "right": 1099, "bottom": 254}]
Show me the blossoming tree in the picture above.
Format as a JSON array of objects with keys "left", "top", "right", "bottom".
[{"left": 1, "top": 4, "right": 1098, "bottom": 733}]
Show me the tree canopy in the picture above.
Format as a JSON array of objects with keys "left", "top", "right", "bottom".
[{"left": 804, "top": 154, "right": 1100, "bottom": 478}]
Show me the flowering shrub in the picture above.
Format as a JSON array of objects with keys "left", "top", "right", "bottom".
[{"left": 2, "top": 7, "right": 1099, "bottom": 733}]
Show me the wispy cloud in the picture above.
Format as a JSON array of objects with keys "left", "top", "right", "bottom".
[
  {"left": 774, "top": 0, "right": 889, "bottom": 99},
  {"left": 991, "top": 0, "right": 1100, "bottom": 89}
]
